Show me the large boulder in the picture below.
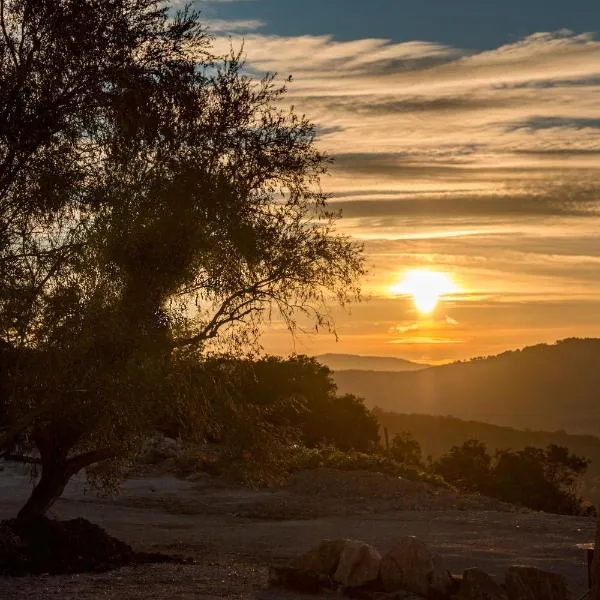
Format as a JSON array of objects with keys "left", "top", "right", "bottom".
[
  {"left": 333, "top": 540, "right": 382, "bottom": 589},
  {"left": 505, "top": 566, "right": 570, "bottom": 600},
  {"left": 290, "top": 539, "right": 347, "bottom": 576},
  {"left": 459, "top": 568, "right": 508, "bottom": 600},
  {"left": 380, "top": 537, "right": 453, "bottom": 599}
]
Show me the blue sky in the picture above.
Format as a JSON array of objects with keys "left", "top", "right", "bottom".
[
  {"left": 205, "top": 0, "right": 599, "bottom": 49},
  {"left": 195, "top": 0, "right": 600, "bottom": 362}
]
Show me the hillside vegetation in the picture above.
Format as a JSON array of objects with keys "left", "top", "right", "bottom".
[
  {"left": 376, "top": 410, "right": 600, "bottom": 504},
  {"left": 334, "top": 338, "right": 600, "bottom": 434},
  {"left": 375, "top": 411, "right": 600, "bottom": 462}
]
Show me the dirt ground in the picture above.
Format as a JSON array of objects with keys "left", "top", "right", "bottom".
[{"left": 0, "top": 463, "right": 596, "bottom": 599}]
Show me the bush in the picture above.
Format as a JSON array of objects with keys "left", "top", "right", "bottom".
[
  {"left": 432, "top": 440, "right": 492, "bottom": 494},
  {"left": 238, "top": 356, "right": 380, "bottom": 452},
  {"left": 389, "top": 432, "right": 423, "bottom": 467},
  {"left": 285, "top": 446, "right": 449, "bottom": 488},
  {"left": 432, "top": 439, "right": 590, "bottom": 514}
]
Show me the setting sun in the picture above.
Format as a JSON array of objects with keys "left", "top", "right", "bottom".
[{"left": 390, "top": 270, "right": 459, "bottom": 314}]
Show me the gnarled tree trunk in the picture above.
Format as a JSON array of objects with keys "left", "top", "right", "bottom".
[
  {"left": 17, "top": 461, "right": 72, "bottom": 520},
  {"left": 17, "top": 425, "right": 117, "bottom": 520}
]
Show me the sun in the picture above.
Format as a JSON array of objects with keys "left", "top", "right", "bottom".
[{"left": 390, "top": 269, "right": 459, "bottom": 314}]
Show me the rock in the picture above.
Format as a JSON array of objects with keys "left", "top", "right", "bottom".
[
  {"left": 380, "top": 537, "right": 453, "bottom": 599},
  {"left": 505, "top": 566, "right": 570, "bottom": 600},
  {"left": 459, "top": 568, "right": 508, "bottom": 600},
  {"left": 290, "top": 538, "right": 347, "bottom": 575},
  {"left": 334, "top": 540, "right": 382, "bottom": 589}
]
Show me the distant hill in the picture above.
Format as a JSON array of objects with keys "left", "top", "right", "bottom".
[
  {"left": 332, "top": 338, "right": 600, "bottom": 434},
  {"left": 316, "top": 353, "right": 429, "bottom": 372}
]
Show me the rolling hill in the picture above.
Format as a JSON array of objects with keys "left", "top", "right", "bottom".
[
  {"left": 332, "top": 338, "right": 600, "bottom": 435},
  {"left": 316, "top": 353, "right": 429, "bottom": 372}
]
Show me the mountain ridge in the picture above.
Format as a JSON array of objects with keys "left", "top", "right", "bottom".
[
  {"left": 316, "top": 353, "right": 430, "bottom": 372},
  {"left": 332, "top": 338, "right": 600, "bottom": 435}
]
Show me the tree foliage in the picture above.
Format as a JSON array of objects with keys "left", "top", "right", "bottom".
[
  {"left": 432, "top": 439, "right": 590, "bottom": 514},
  {"left": 220, "top": 355, "right": 380, "bottom": 453},
  {"left": 433, "top": 439, "right": 491, "bottom": 494},
  {"left": 0, "top": 1, "right": 365, "bottom": 518},
  {"left": 389, "top": 432, "right": 422, "bottom": 467}
]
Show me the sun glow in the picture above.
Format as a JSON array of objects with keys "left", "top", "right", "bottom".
[{"left": 390, "top": 269, "right": 459, "bottom": 314}]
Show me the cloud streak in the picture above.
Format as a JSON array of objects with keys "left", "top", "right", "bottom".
[{"left": 210, "top": 28, "right": 600, "bottom": 359}]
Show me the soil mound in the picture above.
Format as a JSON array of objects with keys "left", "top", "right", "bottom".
[
  {"left": 0, "top": 517, "right": 186, "bottom": 576},
  {"left": 284, "top": 468, "right": 516, "bottom": 512}
]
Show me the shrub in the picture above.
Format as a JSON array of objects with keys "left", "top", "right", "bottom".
[
  {"left": 432, "top": 439, "right": 590, "bottom": 514},
  {"left": 285, "top": 446, "right": 450, "bottom": 488}
]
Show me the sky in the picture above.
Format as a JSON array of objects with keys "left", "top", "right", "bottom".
[{"left": 194, "top": 0, "right": 600, "bottom": 363}]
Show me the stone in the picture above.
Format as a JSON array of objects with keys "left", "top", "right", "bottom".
[
  {"left": 458, "top": 568, "right": 508, "bottom": 600},
  {"left": 333, "top": 540, "right": 382, "bottom": 589},
  {"left": 380, "top": 537, "right": 453, "bottom": 599},
  {"left": 290, "top": 538, "right": 347, "bottom": 576},
  {"left": 505, "top": 566, "right": 570, "bottom": 600}
]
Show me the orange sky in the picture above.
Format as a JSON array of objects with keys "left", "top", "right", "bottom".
[{"left": 209, "top": 28, "right": 600, "bottom": 363}]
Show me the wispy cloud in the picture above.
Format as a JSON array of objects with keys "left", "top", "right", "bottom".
[
  {"left": 210, "top": 28, "right": 600, "bottom": 359},
  {"left": 204, "top": 18, "right": 264, "bottom": 32}
]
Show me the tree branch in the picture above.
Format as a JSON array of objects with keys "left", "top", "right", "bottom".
[
  {"left": 1, "top": 454, "right": 42, "bottom": 465},
  {"left": 66, "top": 447, "right": 119, "bottom": 475},
  {"left": 0, "top": 0, "right": 18, "bottom": 67},
  {"left": 171, "top": 269, "right": 289, "bottom": 350}
]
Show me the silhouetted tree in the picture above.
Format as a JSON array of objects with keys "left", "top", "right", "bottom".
[
  {"left": 325, "top": 394, "right": 379, "bottom": 452},
  {"left": 234, "top": 355, "right": 379, "bottom": 452},
  {"left": 433, "top": 439, "right": 589, "bottom": 514},
  {"left": 491, "top": 446, "right": 588, "bottom": 514},
  {"left": 1, "top": 0, "right": 211, "bottom": 461},
  {"left": 389, "top": 432, "right": 422, "bottom": 466},
  {"left": 433, "top": 439, "right": 492, "bottom": 494},
  {"left": 0, "top": 2, "right": 365, "bottom": 518}
]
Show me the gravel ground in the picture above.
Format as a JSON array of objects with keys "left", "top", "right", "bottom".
[{"left": 0, "top": 463, "right": 596, "bottom": 599}]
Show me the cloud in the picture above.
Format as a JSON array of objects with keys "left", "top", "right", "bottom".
[
  {"left": 209, "top": 28, "right": 600, "bottom": 359},
  {"left": 329, "top": 187, "right": 600, "bottom": 220},
  {"left": 390, "top": 337, "right": 464, "bottom": 345},
  {"left": 506, "top": 116, "right": 600, "bottom": 132},
  {"left": 213, "top": 34, "right": 459, "bottom": 74},
  {"left": 203, "top": 18, "right": 264, "bottom": 32}
]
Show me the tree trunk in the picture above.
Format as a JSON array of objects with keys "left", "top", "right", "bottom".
[
  {"left": 17, "top": 461, "right": 72, "bottom": 520},
  {"left": 16, "top": 444, "right": 118, "bottom": 520}
]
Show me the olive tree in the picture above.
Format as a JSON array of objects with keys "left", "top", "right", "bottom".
[{"left": 0, "top": 1, "right": 365, "bottom": 518}]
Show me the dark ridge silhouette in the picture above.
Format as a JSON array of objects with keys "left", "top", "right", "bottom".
[
  {"left": 333, "top": 338, "right": 600, "bottom": 434},
  {"left": 316, "top": 353, "right": 430, "bottom": 372}
]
